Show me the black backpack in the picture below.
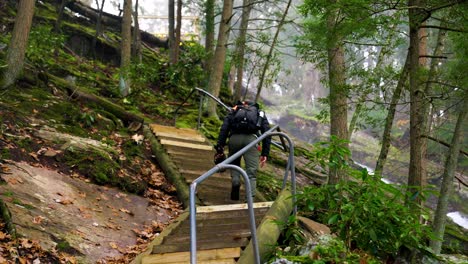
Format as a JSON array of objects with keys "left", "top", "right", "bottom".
[{"left": 231, "top": 104, "right": 260, "bottom": 133}]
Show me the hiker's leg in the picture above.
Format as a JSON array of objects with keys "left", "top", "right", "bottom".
[
  {"left": 243, "top": 135, "right": 260, "bottom": 198},
  {"left": 228, "top": 135, "right": 243, "bottom": 200}
]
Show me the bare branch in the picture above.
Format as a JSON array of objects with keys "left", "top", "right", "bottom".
[
  {"left": 420, "top": 24, "right": 466, "bottom": 33},
  {"left": 427, "top": 0, "right": 468, "bottom": 13},
  {"left": 421, "top": 135, "right": 468, "bottom": 157},
  {"left": 419, "top": 55, "right": 448, "bottom": 59}
]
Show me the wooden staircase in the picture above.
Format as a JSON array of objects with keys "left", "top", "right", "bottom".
[
  {"left": 135, "top": 124, "right": 283, "bottom": 264},
  {"left": 141, "top": 203, "right": 272, "bottom": 264},
  {"left": 149, "top": 124, "right": 249, "bottom": 205}
]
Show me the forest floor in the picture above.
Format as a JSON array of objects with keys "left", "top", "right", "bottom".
[{"left": 0, "top": 102, "right": 183, "bottom": 263}]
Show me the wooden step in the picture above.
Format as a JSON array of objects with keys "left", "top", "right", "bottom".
[
  {"left": 144, "top": 247, "right": 241, "bottom": 264},
  {"left": 157, "top": 134, "right": 207, "bottom": 144},
  {"left": 161, "top": 139, "right": 213, "bottom": 151},
  {"left": 152, "top": 129, "right": 206, "bottom": 142},
  {"left": 150, "top": 124, "right": 201, "bottom": 136},
  {"left": 189, "top": 179, "right": 234, "bottom": 191},
  {"left": 167, "top": 149, "right": 215, "bottom": 160},
  {"left": 173, "top": 159, "right": 215, "bottom": 170}
]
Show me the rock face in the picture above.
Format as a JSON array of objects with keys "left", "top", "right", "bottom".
[{"left": 0, "top": 161, "right": 175, "bottom": 263}]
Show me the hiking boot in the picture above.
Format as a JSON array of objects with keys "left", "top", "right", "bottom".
[{"left": 231, "top": 184, "right": 240, "bottom": 200}]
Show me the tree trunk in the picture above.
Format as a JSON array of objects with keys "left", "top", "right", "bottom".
[
  {"left": 204, "top": 0, "right": 215, "bottom": 72},
  {"left": 54, "top": 0, "right": 69, "bottom": 33},
  {"left": 254, "top": 0, "right": 292, "bottom": 103},
  {"left": 168, "top": 0, "right": 176, "bottom": 64},
  {"left": 327, "top": 1, "right": 348, "bottom": 184},
  {"left": 92, "top": 0, "right": 105, "bottom": 58},
  {"left": 233, "top": 0, "right": 253, "bottom": 102},
  {"left": 206, "top": 0, "right": 233, "bottom": 118},
  {"left": 2, "top": 0, "right": 35, "bottom": 88},
  {"left": 237, "top": 189, "right": 293, "bottom": 264},
  {"left": 174, "top": 0, "right": 183, "bottom": 63},
  {"left": 120, "top": 0, "right": 132, "bottom": 97},
  {"left": 375, "top": 53, "right": 410, "bottom": 176},
  {"left": 132, "top": 0, "right": 142, "bottom": 62},
  {"left": 407, "top": 0, "right": 425, "bottom": 208},
  {"left": 430, "top": 96, "right": 467, "bottom": 254}
]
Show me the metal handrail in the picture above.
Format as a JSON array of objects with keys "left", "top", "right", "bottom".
[
  {"left": 173, "top": 87, "right": 231, "bottom": 129},
  {"left": 189, "top": 124, "right": 297, "bottom": 264}
]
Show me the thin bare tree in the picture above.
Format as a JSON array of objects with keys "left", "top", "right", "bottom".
[{"left": 2, "top": 0, "right": 36, "bottom": 88}]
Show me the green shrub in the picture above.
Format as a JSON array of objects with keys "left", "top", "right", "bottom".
[{"left": 296, "top": 170, "right": 433, "bottom": 259}]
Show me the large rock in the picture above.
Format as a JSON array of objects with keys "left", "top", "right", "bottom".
[{"left": 0, "top": 161, "right": 176, "bottom": 263}]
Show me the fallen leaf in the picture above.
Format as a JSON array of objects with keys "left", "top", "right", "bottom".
[
  {"left": 119, "top": 208, "right": 131, "bottom": 214},
  {"left": 32, "top": 216, "right": 45, "bottom": 224},
  {"left": 55, "top": 199, "right": 73, "bottom": 205},
  {"left": 20, "top": 239, "right": 34, "bottom": 249},
  {"left": 109, "top": 242, "right": 118, "bottom": 249},
  {"left": 0, "top": 231, "right": 7, "bottom": 240},
  {"left": 131, "top": 134, "right": 144, "bottom": 144},
  {"left": 0, "top": 164, "right": 11, "bottom": 173},
  {"left": 7, "top": 178, "right": 19, "bottom": 185},
  {"left": 29, "top": 152, "right": 39, "bottom": 161}
]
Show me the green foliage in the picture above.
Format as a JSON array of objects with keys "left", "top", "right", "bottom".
[
  {"left": 128, "top": 61, "right": 164, "bottom": 91},
  {"left": 306, "top": 135, "right": 351, "bottom": 172},
  {"left": 56, "top": 240, "right": 72, "bottom": 252},
  {"left": 12, "top": 198, "right": 35, "bottom": 210},
  {"left": 257, "top": 170, "right": 283, "bottom": 201},
  {"left": 26, "top": 25, "right": 65, "bottom": 69},
  {"left": 271, "top": 235, "right": 380, "bottom": 263},
  {"left": 296, "top": 170, "right": 433, "bottom": 259},
  {"left": 0, "top": 148, "right": 11, "bottom": 160},
  {"left": 78, "top": 111, "right": 96, "bottom": 128},
  {"left": 2, "top": 191, "right": 13, "bottom": 197},
  {"left": 277, "top": 215, "right": 306, "bottom": 249}
]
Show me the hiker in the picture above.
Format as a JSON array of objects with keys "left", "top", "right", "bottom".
[{"left": 215, "top": 101, "right": 271, "bottom": 200}]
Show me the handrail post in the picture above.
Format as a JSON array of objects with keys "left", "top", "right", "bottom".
[
  {"left": 189, "top": 164, "right": 260, "bottom": 264},
  {"left": 188, "top": 125, "right": 297, "bottom": 263},
  {"left": 197, "top": 93, "right": 204, "bottom": 130}
]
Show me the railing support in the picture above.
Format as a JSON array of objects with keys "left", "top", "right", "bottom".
[
  {"left": 188, "top": 125, "right": 297, "bottom": 263},
  {"left": 189, "top": 164, "right": 259, "bottom": 264}
]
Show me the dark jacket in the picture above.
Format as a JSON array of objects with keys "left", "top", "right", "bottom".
[{"left": 217, "top": 103, "right": 271, "bottom": 157}]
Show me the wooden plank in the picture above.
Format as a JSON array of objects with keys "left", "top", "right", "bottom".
[
  {"left": 145, "top": 247, "right": 241, "bottom": 262},
  {"left": 152, "top": 239, "right": 248, "bottom": 254},
  {"left": 173, "top": 160, "right": 215, "bottom": 170},
  {"left": 160, "top": 139, "right": 213, "bottom": 151},
  {"left": 197, "top": 202, "right": 273, "bottom": 213},
  {"left": 174, "top": 221, "right": 262, "bottom": 235},
  {"left": 166, "top": 230, "right": 252, "bottom": 243},
  {"left": 150, "top": 124, "right": 200, "bottom": 136},
  {"left": 155, "top": 131, "right": 206, "bottom": 143},
  {"left": 180, "top": 169, "right": 209, "bottom": 176},
  {"left": 167, "top": 149, "right": 214, "bottom": 159},
  {"left": 131, "top": 211, "right": 190, "bottom": 264},
  {"left": 163, "top": 259, "right": 236, "bottom": 264}
]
